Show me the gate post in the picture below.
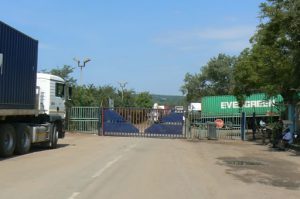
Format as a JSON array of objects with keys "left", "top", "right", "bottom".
[
  {"left": 183, "top": 111, "right": 191, "bottom": 139},
  {"left": 241, "top": 112, "right": 246, "bottom": 141},
  {"left": 182, "top": 111, "right": 185, "bottom": 138},
  {"left": 98, "top": 107, "right": 104, "bottom": 136}
]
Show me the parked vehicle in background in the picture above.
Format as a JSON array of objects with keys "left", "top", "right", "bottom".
[{"left": 0, "top": 21, "right": 70, "bottom": 157}]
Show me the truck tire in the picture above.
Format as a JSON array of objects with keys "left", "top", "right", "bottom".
[
  {"left": 49, "top": 123, "right": 58, "bottom": 149},
  {"left": 0, "top": 124, "right": 16, "bottom": 157},
  {"left": 14, "top": 124, "right": 31, "bottom": 155}
]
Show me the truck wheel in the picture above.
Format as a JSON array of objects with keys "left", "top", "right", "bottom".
[
  {"left": 0, "top": 124, "right": 16, "bottom": 157},
  {"left": 49, "top": 123, "right": 58, "bottom": 149},
  {"left": 14, "top": 124, "right": 31, "bottom": 155}
]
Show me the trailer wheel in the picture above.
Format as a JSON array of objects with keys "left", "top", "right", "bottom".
[
  {"left": 49, "top": 123, "right": 58, "bottom": 149},
  {"left": 14, "top": 124, "right": 31, "bottom": 155},
  {"left": 0, "top": 124, "right": 16, "bottom": 157}
]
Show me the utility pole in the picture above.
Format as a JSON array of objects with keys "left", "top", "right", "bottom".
[
  {"left": 118, "top": 81, "right": 128, "bottom": 102},
  {"left": 73, "top": 57, "right": 91, "bottom": 85}
]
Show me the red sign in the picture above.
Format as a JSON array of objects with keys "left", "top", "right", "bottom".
[{"left": 215, "top": 119, "right": 224, "bottom": 128}]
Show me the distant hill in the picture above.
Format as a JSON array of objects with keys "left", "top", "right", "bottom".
[{"left": 151, "top": 94, "right": 185, "bottom": 106}]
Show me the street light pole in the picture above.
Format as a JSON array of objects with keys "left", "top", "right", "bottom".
[
  {"left": 73, "top": 58, "right": 91, "bottom": 85},
  {"left": 118, "top": 81, "right": 128, "bottom": 102}
]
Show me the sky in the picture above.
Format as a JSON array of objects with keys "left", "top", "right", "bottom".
[{"left": 0, "top": 0, "right": 265, "bottom": 95}]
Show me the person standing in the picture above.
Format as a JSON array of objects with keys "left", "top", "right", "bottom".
[
  {"left": 251, "top": 113, "right": 257, "bottom": 140},
  {"left": 272, "top": 119, "right": 283, "bottom": 148}
]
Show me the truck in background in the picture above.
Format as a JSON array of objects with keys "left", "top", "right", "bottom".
[{"left": 0, "top": 21, "right": 70, "bottom": 157}]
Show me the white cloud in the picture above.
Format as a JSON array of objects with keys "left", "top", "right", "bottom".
[
  {"left": 153, "top": 25, "right": 256, "bottom": 54},
  {"left": 196, "top": 26, "right": 254, "bottom": 40},
  {"left": 39, "top": 43, "right": 56, "bottom": 50},
  {"left": 223, "top": 16, "right": 239, "bottom": 23},
  {"left": 219, "top": 40, "right": 251, "bottom": 53}
]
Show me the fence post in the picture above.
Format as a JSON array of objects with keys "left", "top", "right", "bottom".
[
  {"left": 98, "top": 107, "right": 104, "bottom": 136},
  {"left": 102, "top": 107, "right": 105, "bottom": 135},
  {"left": 241, "top": 112, "right": 246, "bottom": 141},
  {"left": 66, "top": 107, "right": 70, "bottom": 132},
  {"left": 97, "top": 107, "right": 101, "bottom": 136},
  {"left": 184, "top": 111, "right": 191, "bottom": 139}
]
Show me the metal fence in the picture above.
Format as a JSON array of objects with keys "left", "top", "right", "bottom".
[
  {"left": 67, "top": 107, "right": 185, "bottom": 138},
  {"left": 102, "top": 107, "right": 184, "bottom": 138},
  {"left": 187, "top": 112, "right": 244, "bottom": 140},
  {"left": 67, "top": 107, "right": 247, "bottom": 140},
  {"left": 67, "top": 107, "right": 100, "bottom": 134}
]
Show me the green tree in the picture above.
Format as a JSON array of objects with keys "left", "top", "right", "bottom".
[
  {"left": 181, "top": 54, "right": 236, "bottom": 102},
  {"left": 233, "top": 0, "right": 300, "bottom": 105},
  {"left": 71, "top": 85, "right": 95, "bottom": 106},
  {"left": 117, "top": 89, "right": 136, "bottom": 107},
  {"left": 50, "top": 65, "right": 77, "bottom": 86},
  {"left": 98, "top": 86, "right": 118, "bottom": 107},
  {"left": 71, "top": 84, "right": 118, "bottom": 107},
  {"left": 135, "top": 92, "right": 153, "bottom": 108},
  {"left": 181, "top": 73, "right": 202, "bottom": 102},
  {"left": 46, "top": 66, "right": 157, "bottom": 108}
]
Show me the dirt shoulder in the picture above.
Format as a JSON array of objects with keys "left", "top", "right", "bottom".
[{"left": 194, "top": 139, "right": 300, "bottom": 190}]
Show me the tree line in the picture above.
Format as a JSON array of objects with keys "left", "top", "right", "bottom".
[
  {"left": 181, "top": 0, "right": 300, "bottom": 109},
  {"left": 47, "top": 65, "right": 153, "bottom": 108}
]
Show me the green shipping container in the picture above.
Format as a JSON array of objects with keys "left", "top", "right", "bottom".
[{"left": 201, "top": 93, "right": 283, "bottom": 116}]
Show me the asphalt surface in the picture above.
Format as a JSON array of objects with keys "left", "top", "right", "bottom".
[{"left": 0, "top": 133, "right": 300, "bottom": 199}]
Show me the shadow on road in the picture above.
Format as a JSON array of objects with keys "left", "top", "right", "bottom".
[
  {"left": 218, "top": 155, "right": 300, "bottom": 190},
  {"left": 248, "top": 139, "right": 300, "bottom": 156},
  {"left": 0, "top": 143, "right": 71, "bottom": 161}
]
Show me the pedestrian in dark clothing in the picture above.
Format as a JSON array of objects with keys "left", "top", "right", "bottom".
[
  {"left": 272, "top": 119, "right": 283, "bottom": 148},
  {"left": 251, "top": 113, "right": 257, "bottom": 140}
]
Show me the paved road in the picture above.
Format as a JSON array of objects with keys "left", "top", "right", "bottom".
[{"left": 0, "top": 133, "right": 300, "bottom": 199}]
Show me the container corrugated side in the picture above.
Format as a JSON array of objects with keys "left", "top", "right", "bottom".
[
  {"left": 201, "top": 93, "right": 283, "bottom": 116},
  {"left": 0, "top": 21, "right": 38, "bottom": 110}
]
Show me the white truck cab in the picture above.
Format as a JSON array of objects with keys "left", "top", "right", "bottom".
[{"left": 37, "top": 73, "right": 67, "bottom": 119}]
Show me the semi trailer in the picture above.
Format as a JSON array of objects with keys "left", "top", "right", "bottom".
[{"left": 0, "top": 21, "right": 70, "bottom": 157}]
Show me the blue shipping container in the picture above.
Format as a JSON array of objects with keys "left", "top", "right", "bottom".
[{"left": 0, "top": 21, "right": 38, "bottom": 109}]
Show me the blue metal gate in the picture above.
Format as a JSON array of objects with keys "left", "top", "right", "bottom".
[
  {"left": 102, "top": 108, "right": 185, "bottom": 138},
  {"left": 67, "top": 107, "right": 185, "bottom": 138}
]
